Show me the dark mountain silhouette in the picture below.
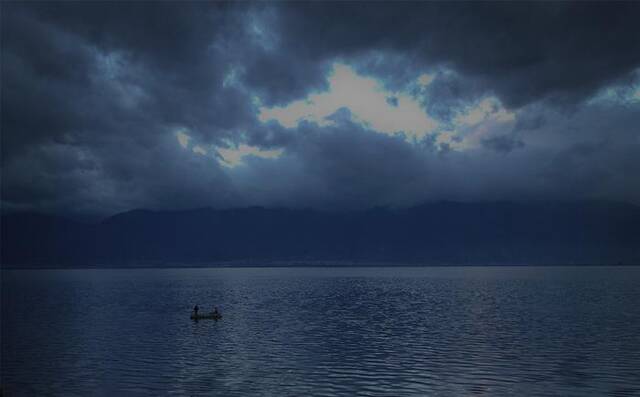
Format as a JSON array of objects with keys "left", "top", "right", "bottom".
[{"left": 2, "top": 201, "right": 639, "bottom": 267}]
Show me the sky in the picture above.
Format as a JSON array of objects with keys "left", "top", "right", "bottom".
[{"left": 2, "top": 2, "right": 640, "bottom": 216}]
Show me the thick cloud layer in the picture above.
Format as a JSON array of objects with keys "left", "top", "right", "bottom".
[{"left": 1, "top": 2, "right": 639, "bottom": 216}]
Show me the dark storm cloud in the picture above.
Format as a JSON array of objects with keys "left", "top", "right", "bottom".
[
  {"left": 230, "top": 119, "right": 433, "bottom": 209},
  {"left": 274, "top": 2, "right": 640, "bottom": 107},
  {"left": 2, "top": 2, "right": 254, "bottom": 154},
  {"left": 243, "top": 121, "right": 296, "bottom": 151},
  {"left": 417, "top": 70, "right": 487, "bottom": 123},
  {"left": 1, "top": 2, "right": 640, "bottom": 215},
  {"left": 1, "top": 131, "right": 237, "bottom": 215},
  {"left": 230, "top": 101, "right": 640, "bottom": 209},
  {"left": 1, "top": 2, "right": 251, "bottom": 214},
  {"left": 513, "top": 113, "right": 546, "bottom": 133},
  {"left": 481, "top": 134, "right": 525, "bottom": 154}
]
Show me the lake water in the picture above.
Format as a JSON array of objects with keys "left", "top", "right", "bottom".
[{"left": 2, "top": 266, "right": 640, "bottom": 396}]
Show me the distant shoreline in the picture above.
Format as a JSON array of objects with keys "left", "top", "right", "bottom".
[{"left": 2, "top": 262, "right": 639, "bottom": 270}]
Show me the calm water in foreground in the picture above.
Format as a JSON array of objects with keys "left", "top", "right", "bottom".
[{"left": 2, "top": 266, "right": 640, "bottom": 396}]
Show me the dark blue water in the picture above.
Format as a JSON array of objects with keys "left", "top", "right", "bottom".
[{"left": 2, "top": 266, "right": 640, "bottom": 396}]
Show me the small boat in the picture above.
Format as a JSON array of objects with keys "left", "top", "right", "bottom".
[{"left": 190, "top": 312, "right": 222, "bottom": 320}]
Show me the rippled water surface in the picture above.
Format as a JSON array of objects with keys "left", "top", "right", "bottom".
[{"left": 2, "top": 266, "right": 640, "bottom": 396}]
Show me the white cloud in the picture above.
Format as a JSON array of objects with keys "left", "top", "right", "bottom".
[
  {"left": 217, "top": 144, "right": 283, "bottom": 167},
  {"left": 192, "top": 145, "right": 207, "bottom": 155},
  {"left": 176, "top": 130, "right": 191, "bottom": 148},
  {"left": 258, "top": 63, "right": 439, "bottom": 139},
  {"left": 443, "top": 97, "right": 517, "bottom": 150},
  {"left": 176, "top": 130, "right": 209, "bottom": 156}
]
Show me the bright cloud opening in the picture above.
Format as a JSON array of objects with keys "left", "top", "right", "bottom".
[
  {"left": 439, "top": 97, "right": 517, "bottom": 151},
  {"left": 217, "top": 144, "right": 283, "bottom": 167},
  {"left": 453, "top": 97, "right": 515, "bottom": 127},
  {"left": 258, "top": 63, "right": 439, "bottom": 139}
]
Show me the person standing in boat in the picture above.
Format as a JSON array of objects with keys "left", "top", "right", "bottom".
[
  {"left": 213, "top": 306, "right": 220, "bottom": 316},
  {"left": 193, "top": 305, "right": 199, "bottom": 317}
]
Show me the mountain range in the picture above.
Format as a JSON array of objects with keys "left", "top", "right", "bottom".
[{"left": 2, "top": 201, "right": 639, "bottom": 267}]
